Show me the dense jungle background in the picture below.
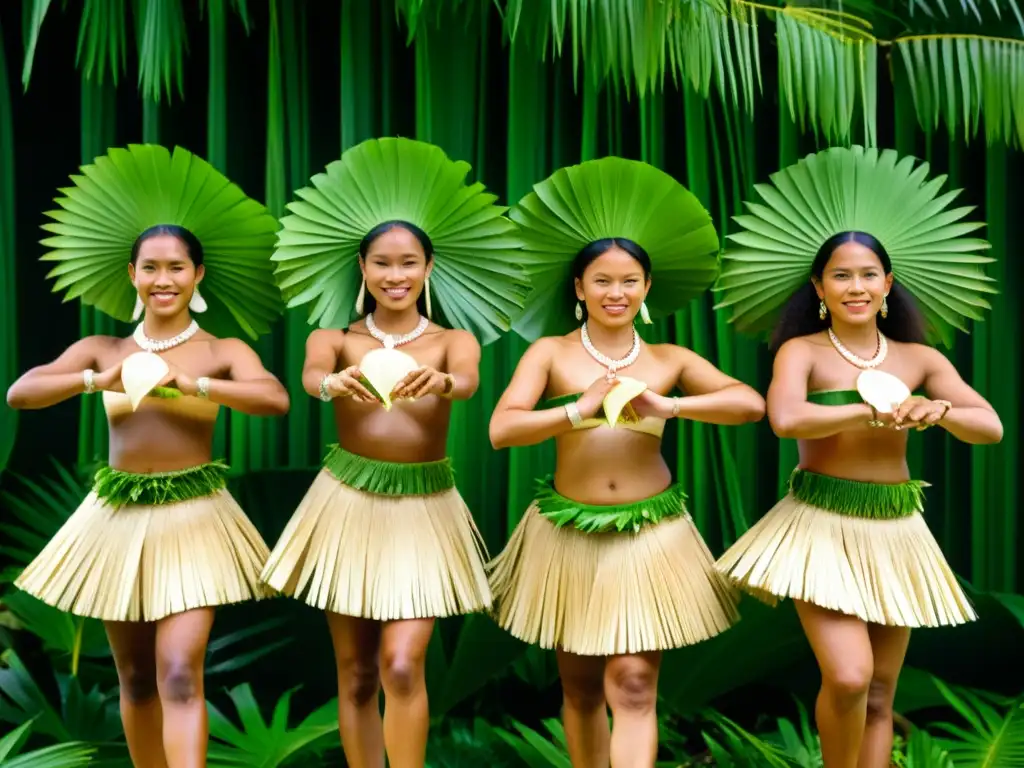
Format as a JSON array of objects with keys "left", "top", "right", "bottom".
[{"left": 1, "top": 0, "right": 1023, "bottom": 765}]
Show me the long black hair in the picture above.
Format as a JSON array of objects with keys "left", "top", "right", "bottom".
[
  {"left": 769, "top": 231, "right": 927, "bottom": 353},
  {"left": 130, "top": 224, "right": 204, "bottom": 266},
  {"left": 571, "top": 237, "right": 652, "bottom": 322},
  {"left": 357, "top": 220, "right": 434, "bottom": 316}
]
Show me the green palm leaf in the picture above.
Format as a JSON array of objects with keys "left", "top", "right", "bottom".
[
  {"left": 0, "top": 720, "right": 95, "bottom": 768},
  {"left": 775, "top": 9, "right": 878, "bottom": 145},
  {"left": 39, "top": 144, "right": 283, "bottom": 340},
  {"left": 895, "top": 35, "right": 1024, "bottom": 149},
  {"left": 510, "top": 156, "right": 720, "bottom": 341},
  {"left": 272, "top": 136, "right": 529, "bottom": 346},
  {"left": 714, "top": 144, "right": 996, "bottom": 346},
  {"left": 206, "top": 685, "right": 337, "bottom": 767},
  {"left": 929, "top": 678, "right": 1024, "bottom": 766}
]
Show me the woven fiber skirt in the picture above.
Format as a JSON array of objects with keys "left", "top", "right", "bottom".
[
  {"left": 260, "top": 446, "right": 492, "bottom": 620},
  {"left": 15, "top": 461, "right": 272, "bottom": 623},
  {"left": 487, "top": 477, "right": 740, "bottom": 657},
  {"left": 715, "top": 468, "right": 976, "bottom": 628}
]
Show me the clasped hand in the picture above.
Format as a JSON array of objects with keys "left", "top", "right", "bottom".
[
  {"left": 324, "top": 365, "right": 449, "bottom": 405},
  {"left": 576, "top": 373, "right": 671, "bottom": 421},
  {"left": 874, "top": 396, "right": 950, "bottom": 431},
  {"left": 92, "top": 359, "right": 201, "bottom": 396}
]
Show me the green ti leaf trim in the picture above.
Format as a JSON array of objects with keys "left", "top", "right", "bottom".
[
  {"left": 788, "top": 469, "right": 928, "bottom": 520},
  {"left": 533, "top": 475, "right": 688, "bottom": 534},
  {"left": 322, "top": 445, "right": 455, "bottom": 497},
  {"left": 93, "top": 460, "right": 230, "bottom": 506}
]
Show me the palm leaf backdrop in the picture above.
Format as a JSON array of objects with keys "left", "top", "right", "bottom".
[{"left": 0, "top": 0, "right": 1022, "bottom": 744}]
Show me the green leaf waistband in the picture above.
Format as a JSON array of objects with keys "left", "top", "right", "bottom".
[
  {"left": 533, "top": 475, "right": 687, "bottom": 534},
  {"left": 322, "top": 445, "right": 456, "bottom": 497},
  {"left": 93, "top": 461, "right": 230, "bottom": 506},
  {"left": 788, "top": 469, "right": 928, "bottom": 520}
]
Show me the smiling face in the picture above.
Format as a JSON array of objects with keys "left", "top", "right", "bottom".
[
  {"left": 574, "top": 245, "right": 650, "bottom": 329},
  {"left": 360, "top": 226, "right": 432, "bottom": 313},
  {"left": 127, "top": 234, "right": 204, "bottom": 320},
  {"left": 814, "top": 240, "right": 893, "bottom": 326}
]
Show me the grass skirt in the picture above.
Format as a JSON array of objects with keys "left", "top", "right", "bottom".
[
  {"left": 14, "top": 462, "right": 272, "bottom": 623},
  {"left": 487, "top": 477, "right": 740, "bottom": 656},
  {"left": 260, "top": 446, "right": 492, "bottom": 620},
  {"left": 714, "top": 469, "right": 976, "bottom": 628}
]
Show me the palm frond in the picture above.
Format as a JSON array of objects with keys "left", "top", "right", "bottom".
[
  {"left": 669, "top": 0, "right": 762, "bottom": 116},
  {"left": 904, "top": 0, "right": 1024, "bottom": 35},
  {"left": 774, "top": 7, "right": 878, "bottom": 145},
  {"left": 929, "top": 677, "right": 1024, "bottom": 766},
  {"left": 19, "top": 0, "right": 53, "bottom": 90},
  {"left": 894, "top": 35, "right": 1024, "bottom": 149},
  {"left": 76, "top": 0, "right": 128, "bottom": 88},
  {"left": 21, "top": 0, "right": 252, "bottom": 99}
]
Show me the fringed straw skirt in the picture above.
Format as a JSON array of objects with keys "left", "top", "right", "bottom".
[
  {"left": 260, "top": 446, "right": 492, "bottom": 620},
  {"left": 715, "top": 468, "right": 976, "bottom": 628},
  {"left": 487, "top": 477, "right": 740, "bottom": 657},
  {"left": 15, "top": 462, "right": 272, "bottom": 623}
]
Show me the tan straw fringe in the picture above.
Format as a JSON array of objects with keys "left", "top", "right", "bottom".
[
  {"left": 261, "top": 469, "right": 492, "bottom": 620},
  {"left": 16, "top": 489, "right": 272, "bottom": 623},
  {"left": 715, "top": 493, "right": 977, "bottom": 627},
  {"left": 488, "top": 503, "right": 740, "bottom": 656}
]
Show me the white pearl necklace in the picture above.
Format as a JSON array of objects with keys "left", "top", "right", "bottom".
[
  {"left": 366, "top": 313, "right": 428, "bottom": 349},
  {"left": 828, "top": 328, "right": 888, "bottom": 370},
  {"left": 580, "top": 322, "right": 641, "bottom": 374},
  {"left": 133, "top": 320, "right": 200, "bottom": 352}
]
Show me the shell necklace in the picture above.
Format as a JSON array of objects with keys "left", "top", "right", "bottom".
[
  {"left": 133, "top": 320, "right": 200, "bottom": 352},
  {"left": 581, "top": 321, "right": 641, "bottom": 376},
  {"left": 828, "top": 327, "right": 888, "bottom": 369},
  {"left": 366, "top": 313, "right": 428, "bottom": 349}
]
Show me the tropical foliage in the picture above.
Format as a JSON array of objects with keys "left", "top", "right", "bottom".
[
  {"left": 2, "top": 465, "right": 1023, "bottom": 765},
  {"left": 2, "top": 0, "right": 1023, "bottom": 765}
]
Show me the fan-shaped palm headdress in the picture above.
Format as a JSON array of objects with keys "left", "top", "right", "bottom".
[
  {"left": 509, "top": 156, "right": 721, "bottom": 341},
  {"left": 713, "top": 145, "right": 996, "bottom": 346},
  {"left": 40, "top": 144, "right": 284, "bottom": 340},
  {"left": 271, "top": 137, "right": 529, "bottom": 346}
]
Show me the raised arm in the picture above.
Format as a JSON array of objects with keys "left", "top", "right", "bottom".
[
  {"left": 440, "top": 329, "right": 480, "bottom": 401},
  {"left": 487, "top": 339, "right": 573, "bottom": 449},
  {"left": 895, "top": 347, "right": 1003, "bottom": 445},
  {"left": 767, "top": 340, "right": 874, "bottom": 439},
  {"left": 175, "top": 339, "right": 289, "bottom": 416},
  {"left": 669, "top": 348, "right": 766, "bottom": 425},
  {"left": 6, "top": 336, "right": 120, "bottom": 410}
]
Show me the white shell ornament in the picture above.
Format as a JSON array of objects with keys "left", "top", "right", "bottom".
[
  {"left": 856, "top": 369, "right": 911, "bottom": 414},
  {"left": 602, "top": 376, "right": 648, "bottom": 427},
  {"left": 358, "top": 348, "right": 419, "bottom": 410},
  {"left": 121, "top": 352, "right": 170, "bottom": 411}
]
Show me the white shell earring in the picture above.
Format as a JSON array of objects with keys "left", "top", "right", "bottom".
[
  {"left": 189, "top": 286, "right": 208, "bottom": 313},
  {"left": 575, "top": 302, "right": 583, "bottom": 321},
  {"left": 639, "top": 300, "right": 652, "bottom": 325},
  {"left": 355, "top": 279, "right": 366, "bottom": 315},
  {"left": 425, "top": 275, "right": 433, "bottom": 319},
  {"left": 132, "top": 293, "right": 144, "bottom": 321}
]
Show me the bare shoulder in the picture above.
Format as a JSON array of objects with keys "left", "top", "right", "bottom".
[
  {"left": 442, "top": 327, "right": 479, "bottom": 349},
  {"left": 895, "top": 340, "right": 947, "bottom": 368},
  {"left": 208, "top": 336, "right": 260, "bottom": 359},
  {"left": 645, "top": 342, "right": 694, "bottom": 364},
  {"left": 307, "top": 327, "right": 347, "bottom": 348},
  {"left": 776, "top": 335, "right": 818, "bottom": 362}
]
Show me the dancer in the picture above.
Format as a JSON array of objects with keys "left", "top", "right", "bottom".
[
  {"left": 714, "top": 146, "right": 1002, "bottom": 768},
  {"left": 487, "top": 157, "right": 765, "bottom": 768},
  {"left": 6, "top": 144, "right": 289, "bottom": 767},
  {"left": 261, "top": 137, "right": 529, "bottom": 768}
]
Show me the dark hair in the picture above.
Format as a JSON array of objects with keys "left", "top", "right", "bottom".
[
  {"left": 130, "top": 224, "right": 204, "bottom": 266},
  {"left": 571, "top": 237, "right": 652, "bottom": 322},
  {"left": 769, "top": 231, "right": 927, "bottom": 353},
  {"left": 357, "top": 220, "right": 434, "bottom": 316}
]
